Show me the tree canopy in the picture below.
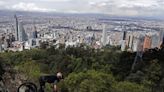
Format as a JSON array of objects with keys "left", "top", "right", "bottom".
[{"left": 0, "top": 45, "right": 164, "bottom": 92}]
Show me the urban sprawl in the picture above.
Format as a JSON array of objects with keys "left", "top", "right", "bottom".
[{"left": 0, "top": 13, "right": 164, "bottom": 52}]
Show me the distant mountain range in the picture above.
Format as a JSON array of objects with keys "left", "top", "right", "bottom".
[{"left": 0, "top": 9, "right": 163, "bottom": 21}]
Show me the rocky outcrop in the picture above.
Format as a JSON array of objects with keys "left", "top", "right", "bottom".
[
  {"left": 0, "top": 81, "right": 8, "bottom": 92},
  {"left": 0, "top": 65, "right": 28, "bottom": 92}
]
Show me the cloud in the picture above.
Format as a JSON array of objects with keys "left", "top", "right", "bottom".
[
  {"left": 39, "top": 0, "right": 71, "bottom": 2},
  {"left": 0, "top": 0, "right": 164, "bottom": 17},
  {"left": 86, "top": 0, "right": 164, "bottom": 16},
  {"left": 10, "top": 2, "right": 56, "bottom": 12},
  {"left": 0, "top": 1, "right": 5, "bottom": 6}
]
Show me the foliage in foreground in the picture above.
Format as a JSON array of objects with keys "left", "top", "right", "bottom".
[{"left": 0, "top": 45, "right": 164, "bottom": 92}]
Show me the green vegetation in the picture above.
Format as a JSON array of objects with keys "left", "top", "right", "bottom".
[
  {"left": 0, "top": 59, "right": 4, "bottom": 78},
  {"left": 65, "top": 70, "right": 115, "bottom": 92},
  {"left": 0, "top": 45, "right": 164, "bottom": 92}
]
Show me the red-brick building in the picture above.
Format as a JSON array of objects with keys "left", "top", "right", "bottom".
[{"left": 143, "top": 35, "right": 152, "bottom": 51}]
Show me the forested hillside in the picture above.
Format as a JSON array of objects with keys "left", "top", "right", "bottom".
[{"left": 0, "top": 45, "right": 164, "bottom": 92}]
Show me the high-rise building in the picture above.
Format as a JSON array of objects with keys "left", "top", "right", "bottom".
[
  {"left": 126, "top": 34, "right": 134, "bottom": 51},
  {"left": 31, "top": 30, "right": 38, "bottom": 39},
  {"left": 121, "top": 31, "right": 127, "bottom": 51},
  {"left": 29, "top": 39, "right": 36, "bottom": 47},
  {"left": 127, "top": 36, "right": 131, "bottom": 47},
  {"left": 4, "top": 39, "right": 10, "bottom": 48},
  {"left": 159, "top": 29, "right": 164, "bottom": 48},
  {"left": 162, "top": 36, "right": 164, "bottom": 45},
  {"left": 132, "top": 35, "right": 144, "bottom": 52},
  {"left": 123, "top": 31, "right": 127, "bottom": 40},
  {"left": 132, "top": 40, "right": 138, "bottom": 52},
  {"left": 18, "top": 22, "right": 28, "bottom": 42},
  {"left": 121, "top": 40, "right": 126, "bottom": 51},
  {"left": 143, "top": 35, "right": 152, "bottom": 51},
  {"left": 36, "top": 39, "right": 41, "bottom": 47},
  {"left": 159, "top": 29, "right": 164, "bottom": 41},
  {"left": 137, "top": 35, "right": 145, "bottom": 52},
  {"left": 131, "top": 35, "right": 144, "bottom": 71},
  {"left": 0, "top": 40, "right": 2, "bottom": 52},
  {"left": 14, "top": 15, "right": 19, "bottom": 41},
  {"left": 102, "top": 24, "right": 107, "bottom": 46},
  {"left": 32, "top": 26, "right": 38, "bottom": 39},
  {"left": 3, "top": 35, "right": 11, "bottom": 48},
  {"left": 151, "top": 34, "right": 160, "bottom": 48},
  {"left": 129, "top": 35, "right": 134, "bottom": 49}
]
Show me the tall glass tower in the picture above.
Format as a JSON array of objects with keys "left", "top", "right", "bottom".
[
  {"left": 18, "top": 22, "right": 28, "bottom": 41},
  {"left": 14, "top": 15, "right": 19, "bottom": 41}
]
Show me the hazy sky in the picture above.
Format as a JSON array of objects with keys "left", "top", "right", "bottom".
[{"left": 0, "top": 0, "right": 164, "bottom": 17}]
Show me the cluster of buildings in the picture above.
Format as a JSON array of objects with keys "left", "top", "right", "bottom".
[
  {"left": 120, "top": 30, "right": 164, "bottom": 52},
  {"left": 0, "top": 15, "right": 40, "bottom": 52},
  {"left": 0, "top": 14, "right": 164, "bottom": 52}
]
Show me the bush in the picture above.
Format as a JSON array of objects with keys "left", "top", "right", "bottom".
[
  {"left": 112, "top": 81, "right": 150, "bottom": 92},
  {"left": 17, "top": 61, "right": 41, "bottom": 81},
  {"left": 64, "top": 70, "right": 115, "bottom": 92}
]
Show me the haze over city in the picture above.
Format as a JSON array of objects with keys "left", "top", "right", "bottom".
[
  {"left": 1, "top": 0, "right": 164, "bottom": 92},
  {"left": 0, "top": 0, "right": 164, "bottom": 18}
]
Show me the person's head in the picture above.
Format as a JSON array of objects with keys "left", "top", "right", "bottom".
[{"left": 56, "top": 72, "right": 63, "bottom": 80}]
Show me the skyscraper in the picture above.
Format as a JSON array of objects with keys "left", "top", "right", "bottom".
[
  {"left": 132, "top": 40, "right": 138, "bottom": 52},
  {"left": 31, "top": 26, "right": 38, "bottom": 39},
  {"left": 132, "top": 35, "right": 144, "bottom": 52},
  {"left": 102, "top": 24, "right": 107, "bottom": 46},
  {"left": 127, "top": 36, "right": 130, "bottom": 47},
  {"left": 121, "top": 40, "right": 126, "bottom": 51},
  {"left": 137, "top": 35, "right": 145, "bottom": 52},
  {"left": 131, "top": 35, "right": 144, "bottom": 71},
  {"left": 121, "top": 31, "right": 127, "bottom": 51},
  {"left": 0, "top": 40, "right": 2, "bottom": 52},
  {"left": 14, "top": 15, "right": 19, "bottom": 41},
  {"left": 18, "top": 22, "right": 28, "bottom": 42},
  {"left": 151, "top": 34, "right": 160, "bottom": 48},
  {"left": 159, "top": 29, "right": 164, "bottom": 48},
  {"left": 130, "top": 35, "right": 134, "bottom": 48},
  {"left": 159, "top": 29, "right": 164, "bottom": 41},
  {"left": 123, "top": 31, "right": 127, "bottom": 40},
  {"left": 127, "top": 34, "right": 134, "bottom": 51},
  {"left": 143, "top": 35, "right": 152, "bottom": 51}
]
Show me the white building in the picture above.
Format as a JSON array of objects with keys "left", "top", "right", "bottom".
[
  {"left": 151, "top": 34, "right": 160, "bottom": 48},
  {"left": 121, "top": 40, "right": 126, "bottom": 51},
  {"left": 101, "top": 24, "right": 107, "bottom": 46}
]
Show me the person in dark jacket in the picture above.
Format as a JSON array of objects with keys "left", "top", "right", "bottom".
[{"left": 39, "top": 72, "right": 63, "bottom": 92}]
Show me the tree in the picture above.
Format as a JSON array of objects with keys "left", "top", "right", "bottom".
[
  {"left": 17, "top": 61, "right": 41, "bottom": 81},
  {"left": 143, "top": 59, "right": 162, "bottom": 91},
  {"left": 112, "top": 81, "right": 149, "bottom": 92},
  {"left": 64, "top": 70, "right": 115, "bottom": 92},
  {"left": 0, "top": 57, "right": 5, "bottom": 78}
]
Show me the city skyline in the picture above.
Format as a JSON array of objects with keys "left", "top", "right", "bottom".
[{"left": 0, "top": 0, "right": 164, "bottom": 18}]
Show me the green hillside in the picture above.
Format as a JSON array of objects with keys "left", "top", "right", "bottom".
[{"left": 0, "top": 45, "right": 164, "bottom": 92}]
